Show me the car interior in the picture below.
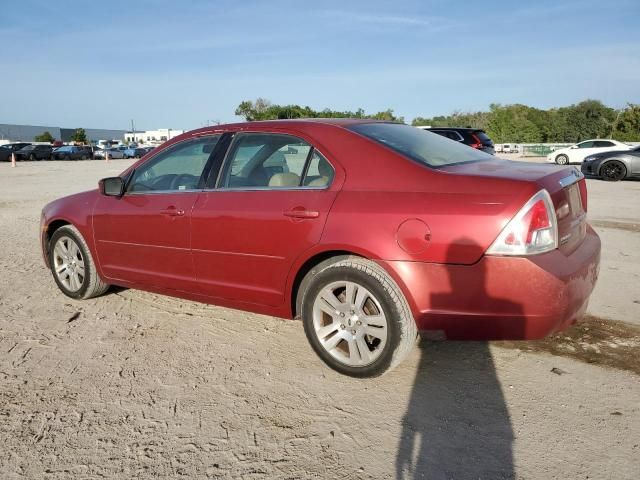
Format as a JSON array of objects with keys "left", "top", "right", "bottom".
[{"left": 127, "top": 134, "right": 335, "bottom": 193}]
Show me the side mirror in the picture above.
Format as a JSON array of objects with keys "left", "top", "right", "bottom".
[
  {"left": 99, "top": 177, "right": 125, "bottom": 197},
  {"left": 570, "top": 145, "right": 578, "bottom": 149}
]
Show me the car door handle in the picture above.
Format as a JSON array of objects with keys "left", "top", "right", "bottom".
[
  {"left": 283, "top": 207, "right": 320, "bottom": 219},
  {"left": 160, "top": 206, "right": 185, "bottom": 216}
]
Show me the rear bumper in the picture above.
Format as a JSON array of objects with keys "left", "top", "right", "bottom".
[{"left": 379, "top": 225, "right": 601, "bottom": 340}]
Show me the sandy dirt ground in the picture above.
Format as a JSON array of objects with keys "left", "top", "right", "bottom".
[{"left": 0, "top": 158, "right": 638, "bottom": 479}]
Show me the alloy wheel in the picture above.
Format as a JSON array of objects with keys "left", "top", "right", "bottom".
[
  {"left": 53, "top": 236, "right": 86, "bottom": 292},
  {"left": 602, "top": 161, "right": 625, "bottom": 181},
  {"left": 312, "top": 280, "right": 388, "bottom": 367}
]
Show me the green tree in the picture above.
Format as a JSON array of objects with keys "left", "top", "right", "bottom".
[
  {"left": 71, "top": 128, "right": 87, "bottom": 143},
  {"left": 235, "top": 99, "right": 404, "bottom": 123},
  {"left": 34, "top": 131, "right": 54, "bottom": 143},
  {"left": 485, "top": 104, "right": 543, "bottom": 143},
  {"left": 611, "top": 104, "right": 640, "bottom": 142}
]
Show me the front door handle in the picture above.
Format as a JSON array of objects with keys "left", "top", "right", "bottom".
[
  {"left": 160, "top": 206, "right": 185, "bottom": 217},
  {"left": 283, "top": 207, "right": 320, "bottom": 219}
]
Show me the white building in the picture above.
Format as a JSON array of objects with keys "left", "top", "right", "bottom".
[{"left": 124, "top": 128, "right": 184, "bottom": 145}]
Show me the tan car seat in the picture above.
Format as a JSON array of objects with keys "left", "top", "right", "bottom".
[{"left": 268, "top": 172, "right": 301, "bottom": 187}]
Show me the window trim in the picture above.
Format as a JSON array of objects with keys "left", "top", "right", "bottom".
[{"left": 211, "top": 132, "right": 335, "bottom": 192}]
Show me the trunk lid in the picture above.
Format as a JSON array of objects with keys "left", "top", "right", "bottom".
[{"left": 443, "top": 159, "right": 588, "bottom": 255}]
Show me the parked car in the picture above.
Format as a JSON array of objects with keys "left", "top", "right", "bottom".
[
  {"left": 123, "top": 147, "right": 147, "bottom": 159},
  {"left": 93, "top": 147, "right": 125, "bottom": 159},
  {"left": 417, "top": 127, "right": 495, "bottom": 155},
  {"left": 52, "top": 146, "right": 91, "bottom": 160},
  {"left": 546, "top": 139, "right": 631, "bottom": 165},
  {"left": 0, "top": 142, "right": 32, "bottom": 161},
  {"left": 580, "top": 145, "right": 640, "bottom": 181},
  {"left": 15, "top": 144, "right": 53, "bottom": 161},
  {"left": 41, "top": 120, "right": 600, "bottom": 377}
]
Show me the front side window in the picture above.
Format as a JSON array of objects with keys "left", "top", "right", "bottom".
[
  {"left": 128, "top": 135, "right": 220, "bottom": 193},
  {"left": 577, "top": 141, "right": 594, "bottom": 148},
  {"left": 349, "top": 122, "right": 491, "bottom": 168},
  {"left": 220, "top": 133, "right": 316, "bottom": 188}
]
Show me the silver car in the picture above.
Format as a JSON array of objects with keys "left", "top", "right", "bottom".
[
  {"left": 93, "top": 147, "right": 125, "bottom": 160},
  {"left": 581, "top": 145, "right": 640, "bottom": 181}
]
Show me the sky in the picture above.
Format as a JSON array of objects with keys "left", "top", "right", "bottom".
[{"left": 1, "top": 0, "right": 639, "bottom": 131}]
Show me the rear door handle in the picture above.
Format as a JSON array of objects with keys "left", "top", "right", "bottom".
[
  {"left": 283, "top": 207, "right": 320, "bottom": 219},
  {"left": 160, "top": 206, "right": 185, "bottom": 216}
]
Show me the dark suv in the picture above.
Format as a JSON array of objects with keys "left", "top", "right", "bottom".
[
  {"left": 15, "top": 144, "right": 53, "bottom": 161},
  {"left": 0, "top": 142, "right": 32, "bottom": 161},
  {"left": 422, "top": 127, "right": 495, "bottom": 155}
]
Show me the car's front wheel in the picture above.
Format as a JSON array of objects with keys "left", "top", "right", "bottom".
[
  {"left": 555, "top": 154, "right": 569, "bottom": 165},
  {"left": 600, "top": 160, "right": 626, "bottom": 182},
  {"left": 49, "top": 225, "right": 110, "bottom": 299},
  {"left": 299, "top": 256, "right": 417, "bottom": 377}
]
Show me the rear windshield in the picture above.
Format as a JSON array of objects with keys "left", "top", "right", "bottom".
[
  {"left": 473, "top": 131, "right": 492, "bottom": 143},
  {"left": 348, "top": 123, "right": 492, "bottom": 167}
]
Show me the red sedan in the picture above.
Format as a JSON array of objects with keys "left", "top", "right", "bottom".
[{"left": 41, "top": 120, "right": 600, "bottom": 377}]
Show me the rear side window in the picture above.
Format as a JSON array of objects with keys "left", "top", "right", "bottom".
[
  {"left": 349, "top": 123, "right": 491, "bottom": 167},
  {"left": 594, "top": 141, "right": 614, "bottom": 147},
  {"left": 432, "top": 130, "right": 462, "bottom": 141},
  {"left": 304, "top": 151, "right": 334, "bottom": 187},
  {"left": 220, "top": 133, "right": 332, "bottom": 189}
]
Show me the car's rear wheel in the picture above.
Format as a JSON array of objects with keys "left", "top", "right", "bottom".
[
  {"left": 555, "top": 154, "right": 569, "bottom": 165},
  {"left": 600, "top": 160, "right": 626, "bottom": 181},
  {"left": 299, "top": 256, "right": 417, "bottom": 377},
  {"left": 49, "top": 225, "right": 109, "bottom": 300},
  {"left": 29, "top": 153, "right": 36, "bottom": 161},
  {"left": 80, "top": 154, "right": 88, "bottom": 160}
]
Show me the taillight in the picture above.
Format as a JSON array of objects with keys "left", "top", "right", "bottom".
[
  {"left": 486, "top": 190, "right": 558, "bottom": 256},
  {"left": 470, "top": 133, "right": 483, "bottom": 149}
]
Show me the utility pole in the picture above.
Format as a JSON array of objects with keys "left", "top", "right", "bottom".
[{"left": 130, "top": 119, "right": 136, "bottom": 143}]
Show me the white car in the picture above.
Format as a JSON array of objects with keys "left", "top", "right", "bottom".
[
  {"left": 93, "top": 147, "right": 125, "bottom": 159},
  {"left": 546, "top": 139, "right": 631, "bottom": 165}
]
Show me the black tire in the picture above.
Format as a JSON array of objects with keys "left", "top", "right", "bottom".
[
  {"left": 555, "top": 154, "right": 569, "bottom": 165},
  {"left": 600, "top": 160, "right": 626, "bottom": 182},
  {"left": 64, "top": 154, "right": 70, "bottom": 161},
  {"left": 49, "top": 225, "right": 110, "bottom": 300},
  {"left": 29, "top": 153, "right": 36, "bottom": 161},
  {"left": 298, "top": 256, "right": 417, "bottom": 378},
  {"left": 80, "top": 154, "right": 88, "bottom": 160}
]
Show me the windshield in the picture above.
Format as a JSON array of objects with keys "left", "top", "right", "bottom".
[{"left": 348, "top": 123, "right": 492, "bottom": 167}]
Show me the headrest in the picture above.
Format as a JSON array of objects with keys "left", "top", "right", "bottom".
[{"left": 268, "top": 172, "right": 300, "bottom": 187}]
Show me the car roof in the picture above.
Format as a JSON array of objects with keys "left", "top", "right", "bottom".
[
  {"left": 427, "top": 127, "right": 484, "bottom": 131},
  {"left": 177, "top": 118, "right": 397, "bottom": 140},
  {"left": 198, "top": 118, "right": 391, "bottom": 131},
  {"left": 579, "top": 138, "right": 621, "bottom": 142}
]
